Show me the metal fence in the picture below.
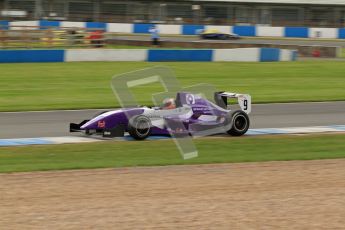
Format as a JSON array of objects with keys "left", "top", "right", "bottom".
[
  {"left": 0, "top": 26, "right": 107, "bottom": 49},
  {"left": 1, "top": 0, "right": 345, "bottom": 27}
]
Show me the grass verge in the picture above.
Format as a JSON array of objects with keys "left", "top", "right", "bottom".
[
  {"left": 0, "top": 134, "right": 344, "bottom": 173},
  {"left": 0, "top": 61, "right": 345, "bottom": 111},
  {"left": 341, "top": 48, "right": 345, "bottom": 58}
]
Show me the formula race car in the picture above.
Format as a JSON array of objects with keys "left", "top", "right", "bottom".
[
  {"left": 70, "top": 92, "right": 251, "bottom": 140},
  {"left": 199, "top": 29, "right": 240, "bottom": 40}
]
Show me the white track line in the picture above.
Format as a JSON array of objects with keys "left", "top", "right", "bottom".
[{"left": 0, "top": 125, "right": 344, "bottom": 147}]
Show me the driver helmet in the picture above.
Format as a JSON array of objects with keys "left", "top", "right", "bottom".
[{"left": 162, "top": 98, "right": 176, "bottom": 110}]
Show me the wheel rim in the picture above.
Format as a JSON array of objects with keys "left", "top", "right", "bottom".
[
  {"left": 233, "top": 114, "right": 247, "bottom": 131},
  {"left": 134, "top": 118, "right": 150, "bottom": 137}
]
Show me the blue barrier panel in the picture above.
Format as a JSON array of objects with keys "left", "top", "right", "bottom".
[
  {"left": 85, "top": 22, "right": 107, "bottom": 30},
  {"left": 133, "top": 24, "right": 154, "bottom": 33},
  {"left": 147, "top": 49, "right": 213, "bottom": 62},
  {"left": 232, "top": 26, "right": 256, "bottom": 36},
  {"left": 39, "top": 20, "right": 60, "bottom": 29},
  {"left": 338, "top": 28, "right": 345, "bottom": 39},
  {"left": 182, "top": 25, "right": 204, "bottom": 35},
  {"left": 260, "top": 48, "right": 280, "bottom": 62},
  {"left": 0, "top": 20, "right": 9, "bottom": 30},
  {"left": 0, "top": 50, "right": 65, "bottom": 63},
  {"left": 284, "top": 27, "right": 309, "bottom": 38}
]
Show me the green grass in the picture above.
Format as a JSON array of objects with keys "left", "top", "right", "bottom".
[
  {"left": 106, "top": 44, "right": 148, "bottom": 49},
  {"left": 0, "top": 44, "right": 153, "bottom": 49},
  {"left": 105, "top": 44, "right": 188, "bottom": 49},
  {"left": 0, "top": 42, "right": 188, "bottom": 50},
  {"left": 0, "top": 134, "right": 344, "bottom": 173},
  {"left": 337, "top": 48, "right": 345, "bottom": 58},
  {"left": 0, "top": 61, "right": 345, "bottom": 111}
]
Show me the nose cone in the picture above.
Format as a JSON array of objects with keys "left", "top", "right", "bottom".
[
  {"left": 80, "top": 108, "right": 144, "bottom": 130},
  {"left": 80, "top": 111, "right": 113, "bottom": 129},
  {"left": 80, "top": 110, "right": 128, "bottom": 130},
  {"left": 81, "top": 117, "right": 102, "bottom": 130}
]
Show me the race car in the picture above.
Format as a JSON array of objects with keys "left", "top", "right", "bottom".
[
  {"left": 199, "top": 29, "right": 240, "bottom": 40},
  {"left": 70, "top": 91, "right": 251, "bottom": 140}
]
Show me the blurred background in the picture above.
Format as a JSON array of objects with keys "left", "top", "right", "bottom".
[{"left": 0, "top": 0, "right": 345, "bottom": 27}]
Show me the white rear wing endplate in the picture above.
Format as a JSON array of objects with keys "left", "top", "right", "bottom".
[{"left": 219, "top": 92, "right": 252, "bottom": 114}]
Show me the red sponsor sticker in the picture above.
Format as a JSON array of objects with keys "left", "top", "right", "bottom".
[{"left": 98, "top": 120, "right": 106, "bottom": 128}]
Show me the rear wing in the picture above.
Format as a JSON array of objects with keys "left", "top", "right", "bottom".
[{"left": 214, "top": 91, "right": 251, "bottom": 114}]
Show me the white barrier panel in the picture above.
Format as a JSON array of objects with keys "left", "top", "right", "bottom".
[
  {"left": 60, "top": 21, "right": 85, "bottom": 28},
  {"left": 213, "top": 48, "right": 260, "bottom": 62},
  {"left": 65, "top": 49, "right": 147, "bottom": 62},
  {"left": 310, "top": 28, "right": 338, "bottom": 39},
  {"left": 157, "top": 24, "right": 181, "bottom": 35},
  {"left": 10, "top": 21, "right": 39, "bottom": 30},
  {"left": 205, "top": 25, "right": 231, "bottom": 34},
  {"left": 107, "top": 23, "right": 132, "bottom": 33},
  {"left": 257, "top": 26, "right": 284, "bottom": 37},
  {"left": 280, "top": 49, "right": 292, "bottom": 61}
]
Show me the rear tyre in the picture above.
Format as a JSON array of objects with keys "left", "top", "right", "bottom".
[
  {"left": 128, "top": 115, "right": 151, "bottom": 140},
  {"left": 227, "top": 110, "right": 250, "bottom": 136}
]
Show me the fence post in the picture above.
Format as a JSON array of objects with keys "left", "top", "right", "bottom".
[
  {"left": 46, "top": 28, "right": 53, "bottom": 47},
  {"left": 0, "top": 30, "right": 4, "bottom": 48},
  {"left": 22, "top": 30, "right": 29, "bottom": 48}
]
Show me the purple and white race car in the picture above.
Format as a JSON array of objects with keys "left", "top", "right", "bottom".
[{"left": 70, "top": 91, "right": 251, "bottom": 140}]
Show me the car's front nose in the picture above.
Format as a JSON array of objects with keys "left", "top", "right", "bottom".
[{"left": 81, "top": 117, "right": 103, "bottom": 130}]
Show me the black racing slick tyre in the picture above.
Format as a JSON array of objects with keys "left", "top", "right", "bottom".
[
  {"left": 227, "top": 110, "right": 250, "bottom": 136},
  {"left": 128, "top": 115, "right": 152, "bottom": 140}
]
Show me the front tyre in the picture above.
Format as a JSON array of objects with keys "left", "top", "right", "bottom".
[
  {"left": 227, "top": 110, "right": 250, "bottom": 136},
  {"left": 128, "top": 115, "right": 151, "bottom": 140}
]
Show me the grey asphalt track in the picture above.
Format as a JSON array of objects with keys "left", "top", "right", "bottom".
[
  {"left": 112, "top": 35, "right": 345, "bottom": 47},
  {"left": 0, "top": 101, "right": 344, "bottom": 139}
]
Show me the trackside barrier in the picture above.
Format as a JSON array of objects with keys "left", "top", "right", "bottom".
[
  {"left": 1, "top": 21, "right": 345, "bottom": 39},
  {"left": 65, "top": 49, "right": 147, "bottom": 62},
  {"left": 233, "top": 25, "right": 256, "bottom": 37},
  {"left": 147, "top": 49, "right": 213, "bottom": 62},
  {"left": 0, "top": 50, "right": 64, "bottom": 62},
  {"left": 0, "top": 48, "right": 297, "bottom": 63},
  {"left": 284, "top": 27, "right": 309, "bottom": 38},
  {"left": 0, "top": 20, "right": 9, "bottom": 30}
]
